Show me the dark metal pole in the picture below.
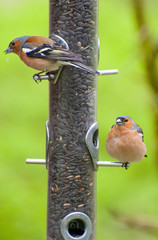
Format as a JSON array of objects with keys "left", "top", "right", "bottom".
[{"left": 47, "top": 0, "right": 98, "bottom": 239}]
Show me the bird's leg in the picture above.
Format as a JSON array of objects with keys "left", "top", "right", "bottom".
[
  {"left": 33, "top": 71, "right": 55, "bottom": 83},
  {"left": 44, "top": 72, "right": 55, "bottom": 82},
  {"left": 33, "top": 67, "right": 63, "bottom": 84},
  {"left": 44, "top": 66, "right": 63, "bottom": 84},
  {"left": 122, "top": 162, "right": 129, "bottom": 170}
]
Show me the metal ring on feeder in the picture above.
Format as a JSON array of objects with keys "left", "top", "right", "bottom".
[{"left": 60, "top": 212, "right": 92, "bottom": 240}]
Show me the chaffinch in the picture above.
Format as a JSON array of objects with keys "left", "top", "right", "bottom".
[
  {"left": 4, "top": 35, "right": 98, "bottom": 83},
  {"left": 105, "top": 115, "right": 147, "bottom": 169}
]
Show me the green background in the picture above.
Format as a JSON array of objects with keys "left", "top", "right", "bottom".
[{"left": 0, "top": 0, "right": 158, "bottom": 239}]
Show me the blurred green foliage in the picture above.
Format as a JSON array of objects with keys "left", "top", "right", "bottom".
[{"left": 0, "top": 0, "right": 158, "bottom": 239}]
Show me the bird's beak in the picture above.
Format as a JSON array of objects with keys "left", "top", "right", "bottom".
[
  {"left": 116, "top": 118, "right": 123, "bottom": 125},
  {"left": 4, "top": 47, "right": 13, "bottom": 54}
]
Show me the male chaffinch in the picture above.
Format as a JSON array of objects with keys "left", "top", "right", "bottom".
[
  {"left": 4, "top": 35, "right": 99, "bottom": 83},
  {"left": 105, "top": 115, "right": 147, "bottom": 169}
]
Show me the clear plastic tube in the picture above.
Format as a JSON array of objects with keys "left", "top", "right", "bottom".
[{"left": 47, "top": 0, "right": 98, "bottom": 239}]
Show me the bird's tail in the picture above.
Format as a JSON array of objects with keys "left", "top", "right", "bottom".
[{"left": 70, "top": 61, "right": 98, "bottom": 75}]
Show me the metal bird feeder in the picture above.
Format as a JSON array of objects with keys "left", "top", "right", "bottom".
[{"left": 25, "top": 0, "right": 128, "bottom": 239}]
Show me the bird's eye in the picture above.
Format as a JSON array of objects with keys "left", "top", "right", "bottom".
[
  {"left": 125, "top": 119, "right": 128, "bottom": 122},
  {"left": 12, "top": 42, "right": 15, "bottom": 46}
]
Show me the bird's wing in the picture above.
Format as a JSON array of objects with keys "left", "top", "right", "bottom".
[
  {"left": 25, "top": 43, "right": 82, "bottom": 62},
  {"left": 136, "top": 126, "right": 144, "bottom": 141}
]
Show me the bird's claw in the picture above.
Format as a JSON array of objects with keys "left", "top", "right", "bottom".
[
  {"left": 33, "top": 72, "right": 55, "bottom": 83},
  {"left": 33, "top": 66, "right": 63, "bottom": 84},
  {"left": 33, "top": 74, "right": 41, "bottom": 83},
  {"left": 122, "top": 162, "right": 129, "bottom": 170}
]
